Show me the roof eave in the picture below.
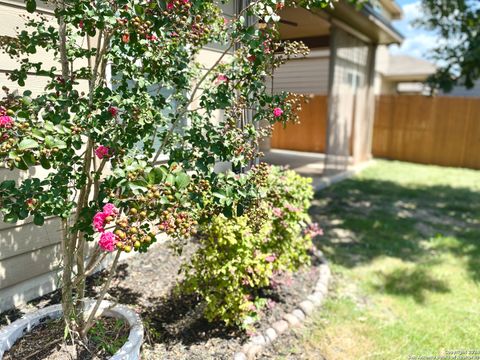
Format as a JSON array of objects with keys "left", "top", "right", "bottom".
[
  {"left": 322, "top": 1, "right": 404, "bottom": 45},
  {"left": 360, "top": 4, "right": 404, "bottom": 45}
]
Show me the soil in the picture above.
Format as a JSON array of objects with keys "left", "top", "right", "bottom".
[
  {"left": 3, "top": 317, "right": 129, "bottom": 360},
  {"left": 0, "top": 239, "right": 322, "bottom": 360}
]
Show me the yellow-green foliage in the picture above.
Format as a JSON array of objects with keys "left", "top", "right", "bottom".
[
  {"left": 182, "top": 215, "right": 275, "bottom": 326},
  {"left": 266, "top": 166, "right": 314, "bottom": 271},
  {"left": 181, "top": 166, "right": 317, "bottom": 327}
]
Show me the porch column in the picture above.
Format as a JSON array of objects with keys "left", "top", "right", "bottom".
[{"left": 324, "top": 26, "right": 376, "bottom": 174}]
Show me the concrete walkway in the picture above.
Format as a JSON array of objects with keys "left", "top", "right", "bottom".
[{"left": 261, "top": 149, "right": 371, "bottom": 190}]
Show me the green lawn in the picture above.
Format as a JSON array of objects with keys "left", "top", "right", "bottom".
[{"left": 278, "top": 160, "right": 480, "bottom": 360}]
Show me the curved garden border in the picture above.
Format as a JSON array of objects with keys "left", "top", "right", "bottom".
[
  {"left": 233, "top": 248, "right": 331, "bottom": 360},
  {"left": 0, "top": 300, "right": 144, "bottom": 360}
]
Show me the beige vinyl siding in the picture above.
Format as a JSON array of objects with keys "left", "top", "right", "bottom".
[
  {"left": 0, "top": 269, "right": 60, "bottom": 311},
  {"left": 0, "top": 1, "right": 64, "bottom": 311},
  {"left": 267, "top": 51, "right": 330, "bottom": 95},
  {"left": 0, "top": 217, "right": 61, "bottom": 259},
  {"left": 1, "top": 243, "right": 62, "bottom": 289}
]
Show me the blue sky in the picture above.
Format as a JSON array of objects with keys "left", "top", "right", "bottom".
[{"left": 389, "top": 0, "right": 438, "bottom": 62}]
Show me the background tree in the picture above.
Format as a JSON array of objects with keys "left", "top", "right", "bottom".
[{"left": 416, "top": 0, "right": 480, "bottom": 92}]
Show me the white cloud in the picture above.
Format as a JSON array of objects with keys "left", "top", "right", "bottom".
[
  {"left": 402, "top": 2, "right": 421, "bottom": 23},
  {"left": 390, "top": 33, "right": 438, "bottom": 59},
  {"left": 390, "top": 1, "right": 440, "bottom": 62}
]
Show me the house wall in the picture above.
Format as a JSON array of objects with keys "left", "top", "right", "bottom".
[
  {"left": 441, "top": 79, "right": 480, "bottom": 98},
  {"left": 267, "top": 50, "right": 330, "bottom": 95},
  {"left": 0, "top": 1, "right": 236, "bottom": 312},
  {"left": 0, "top": 1, "right": 73, "bottom": 312},
  {"left": 373, "top": 45, "right": 397, "bottom": 95}
]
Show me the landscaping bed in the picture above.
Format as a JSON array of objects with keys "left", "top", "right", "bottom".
[{"left": 1, "top": 240, "right": 322, "bottom": 360}]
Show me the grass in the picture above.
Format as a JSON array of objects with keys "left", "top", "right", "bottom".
[{"left": 279, "top": 160, "right": 480, "bottom": 360}]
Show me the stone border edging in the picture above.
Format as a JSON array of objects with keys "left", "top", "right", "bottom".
[{"left": 233, "top": 248, "right": 331, "bottom": 360}]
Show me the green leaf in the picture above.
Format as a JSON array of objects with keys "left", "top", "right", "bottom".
[
  {"left": 165, "top": 174, "right": 175, "bottom": 186},
  {"left": 160, "top": 196, "right": 170, "bottom": 204},
  {"left": 113, "top": 167, "right": 126, "bottom": 178},
  {"left": 127, "top": 181, "right": 148, "bottom": 194},
  {"left": 3, "top": 212, "right": 18, "bottom": 223},
  {"left": 53, "top": 139, "right": 67, "bottom": 149},
  {"left": 0, "top": 180, "right": 15, "bottom": 190},
  {"left": 175, "top": 173, "right": 190, "bottom": 189},
  {"left": 26, "top": 0, "right": 36, "bottom": 13},
  {"left": 33, "top": 214, "right": 45, "bottom": 226},
  {"left": 18, "top": 138, "right": 39, "bottom": 150},
  {"left": 44, "top": 122, "right": 55, "bottom": 132},
  {"left": 40, "top": 156, "right": 51, "bottom": 169},
  {"left": 31, "top": 129, "right": 45, "bottom": 140},
  {"left": 134, "top": 4, "right": 144, "bottom": 15},
  {"left": 213, "top": 191, "right": 226, "bottom": 199},
  {"left": 148, "top": 167, "right": 166, "bottom": 184},
  {"left": 15, "top": 158, "right": 28, "bottom": 170},
  {"left": 44, "top": 136, "right": 66, "bottom": 149},
  {"left": 22, "top": 153, "right": 36, "bottom": 166}
]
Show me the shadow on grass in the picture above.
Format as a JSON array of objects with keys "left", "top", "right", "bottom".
[
  {"left": 310, "top": 177, "right": 480, "bottom": 281},
  {"left": 373, "top": 267, "right": 450, "bottom": 303}
]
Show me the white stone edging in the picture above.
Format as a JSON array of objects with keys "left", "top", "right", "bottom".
[
  {"left": 0, "top": 300, "right": 144, "bottom": 360},
  {"left": 233, "top": 249, "right": 331, "bottom": 360}
]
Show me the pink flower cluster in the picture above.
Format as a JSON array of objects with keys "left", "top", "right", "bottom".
[
  {"left": 99, "top": 232, "right": 117, "bottom": 252},
  {"left": 145, "top": 34, "right": 158, "bottom": 42},
  {"left": 108, "top": 106, "right": 119, "bottom": 117},
  {"left": 0, "top": 115, "right": 14, "bottom": 129},
  {"left": 93, "top": 203, "right": 119, "bottom": 252},
  {"left": 263, "top": 40, "right": 271, "bottom": 54},
  {"left": 285, "top": 203, "right": 301, "bottom": 212},
  {"left": 166, "top": 0, "right": 189, "bottom": 10},
  {"left": 304, "top": 222, "right": 323, "bottom": 238},
  {"left": 265, "top": 254, "right": 276, "bottom": 263},
  {"left": 215, "top": 74, "right": 228, "bottom": 84},
  {"left": 273, "top": 107, "right": 283, "bottom": 118},
  {"left": 267, "top": 299, "right": 276, "bottom": 309},
  {"left": 272, "top": 207, "right": 283, "bottom": 218},
  {"left": 95, "top": 145, "right": 112, "bottom": 159}
]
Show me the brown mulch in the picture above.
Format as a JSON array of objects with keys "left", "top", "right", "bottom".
[
  {"left": 0, "top": 239, "right": 321, "bottom": 360},
  {"left": 3, "top": 317, "right": 129, "bottom": 360}
]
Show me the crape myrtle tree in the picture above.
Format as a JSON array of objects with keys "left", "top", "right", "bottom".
[
  {"left": 416, "top": 0, "right": 480, "bottom": 92},
  {"left": 0, "top": 0, "right": 331, "bottom": 339}
]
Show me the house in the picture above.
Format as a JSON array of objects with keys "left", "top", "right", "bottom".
[
  {"left": 264, "top": 0, "right": 404, "bottom": 172},
  {"left": 375, "top": 51, "right": 436, "bottom": 95},
  {"left": 0, "top": 0, "right": 403, "bottom": 312},
  {"left": 441, "top": 79, "right": 480, "bottom": 97}
]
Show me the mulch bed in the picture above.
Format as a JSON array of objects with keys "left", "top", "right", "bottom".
[
  {"left": 1, "top": 239, "right": 321, "bottom": 360},
  {"left": 3, "top": 317, "right": 129, "bottom": 360}
]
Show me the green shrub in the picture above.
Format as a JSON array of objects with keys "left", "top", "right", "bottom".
[
  {"left": 181, "top": 165, "right": 321, "bottom": 327},
  {"left": 264, "top": 165, "right": 315, "bottom": 271}
]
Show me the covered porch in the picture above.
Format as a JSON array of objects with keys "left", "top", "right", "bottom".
[{"left": 260, "top": 1, "right": 403, "bottom": 175}]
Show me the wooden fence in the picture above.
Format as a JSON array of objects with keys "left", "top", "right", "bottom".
[
  {"left": 373, "top": 95, "right": 480, "bottom": 169},
  {"left": 271, "top": 95, "right": 328, "bottom": 153}
]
